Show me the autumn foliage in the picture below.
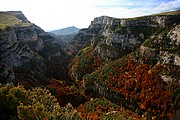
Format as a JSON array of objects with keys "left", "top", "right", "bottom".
[
  {"left": 68, "top": 46, "right": 105, "bottom": 81},
  {"left": 46, "top": 79, "right": 86, "bottom": 107},
  {"left": 77, "top": 98, "right": 120, "bottom": 119},
  {"left": 85, "top": 56, "right": 180, "bottom": 119}
]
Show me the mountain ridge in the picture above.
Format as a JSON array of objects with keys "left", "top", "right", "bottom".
[
  {"left": 49, "top": 26, "right": 80, "bottom": 49},
  {"left": 50, "top": 26, "right": 80, "bottom": 35},
  {"left": 65, "top": 10, "right": 180, "bottom": 56}
]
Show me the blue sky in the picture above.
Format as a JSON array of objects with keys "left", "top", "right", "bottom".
[{"left": 0, "top": 0, "right": 179, "bottom": 31}]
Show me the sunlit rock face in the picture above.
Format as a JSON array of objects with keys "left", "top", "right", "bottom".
[{"left": 66, "top": 12, "right": 180, "bottom": 58}]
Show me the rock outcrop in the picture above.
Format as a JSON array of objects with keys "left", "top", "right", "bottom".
[
  {"left": 0, "top": 25, "right": 37, "bottom": 67},
  {"left": 141, "top": 24, "right": 180, "bottom": 66},
  {"left": 0, "top": 11, "right": 71, "bottom": 85},
  {"left": 65, "top": 16, "right": 113, "bottom": 56}
]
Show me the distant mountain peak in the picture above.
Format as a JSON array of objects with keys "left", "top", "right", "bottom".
[
  {"left": 67, "top": 26, "right": 77, "bottom": 28},
  {"left": 50, "top": 26, "right": 80, "bottom": 35}
]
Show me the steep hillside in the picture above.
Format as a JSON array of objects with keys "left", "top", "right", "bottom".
[
  {"left": 68, "top": 10, "right": 180, "bottom": 119},
  {"left": 0, "top": 11, "right": 71, "bottom": 86},
  {"left": 65, "top": 17, "right": 112, "bottom": 56},
  {"left": 69, "top": 10, "right": 180, "bottom": 80}
]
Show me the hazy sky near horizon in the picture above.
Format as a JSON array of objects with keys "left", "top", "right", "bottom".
[{"left": 0, "top": 0, "right": 179, "bottom": 31}]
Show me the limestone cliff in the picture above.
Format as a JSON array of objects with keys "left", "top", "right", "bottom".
[
  {"left": 0, "top": 25, "right": 38, "bottom": 67},
  {"left": 0, "top": 11, "right": 71, "bottom": 85},
  {"left": 66, "top": 11, "right": 180, "bottom": 57},
  {"left": 69, "top": 10, "right": 180, "bottom": 81},
  {"left": 64, "top": 16, "right": 110, "bottom": 56}
]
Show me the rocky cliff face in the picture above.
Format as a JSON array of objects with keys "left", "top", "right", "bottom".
[
  {"left": 66, "top": 12, "right": 180, "bottom": 57},
  {"left": 65, "top": 16, "right": 112, "bottom": 56},
  {"left": 0, "top": 11, "right": 71, "bottom": 85},
  {"left": 0, "top": 25, "right": 38, "bottom": 67},
  {"left": 141, "top": 24, "right": 180, "bottom": 65},
  {"left": 69, "top": 10, "right": 180, "bottom": 81}
]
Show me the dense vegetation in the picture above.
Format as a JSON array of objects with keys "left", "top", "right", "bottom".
[
  {"left": 77, "top": 98, "right": 141, "bottom": 119},
  {"left": 68, "top": 45, "right": 105, "bottom": 81},
  {"left": 0, "top": 84, "right": 80, "bottom": 120},
  {"left": 84, "top": 56, "right": 180, "bottom": 119}
]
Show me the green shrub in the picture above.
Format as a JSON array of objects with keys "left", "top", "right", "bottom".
[
  {"left": 61, "top": 103, "right": 80, "bottom": 120},
  {"left": 0, "top": 84, "right": 79, "bottom": 120},
  {"left": 0, "top": 84, "right": 27, "bottom": 119},
  {"left": 17, "top": 87, "right": 63, "bottom": 120}
]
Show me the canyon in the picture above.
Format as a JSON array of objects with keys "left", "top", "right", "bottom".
[{"left": 0, "top": 10, "right": 180, "bottom": 119}]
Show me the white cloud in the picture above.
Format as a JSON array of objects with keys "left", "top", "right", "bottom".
[{"left": 154, "top": 0, "right": 180, "bottom": 11}]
